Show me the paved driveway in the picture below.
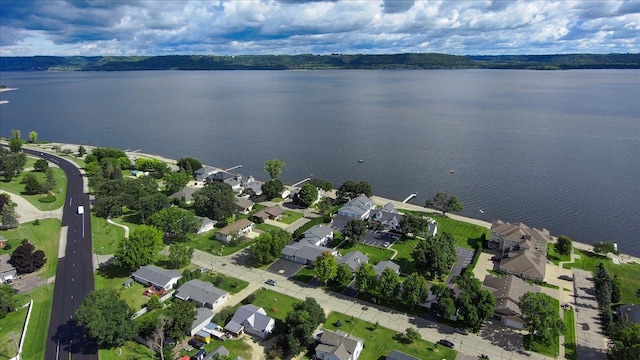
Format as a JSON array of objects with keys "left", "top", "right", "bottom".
[
  {"left": 573, "top": 269, "right": 607, "bottom": 360},
  {"left": 265, "top": 258, "right": 304, "bottom": 278}
]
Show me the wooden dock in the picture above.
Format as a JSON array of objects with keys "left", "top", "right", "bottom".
[
  {"left": 292, "top": 177, "right": 311, "bottom": 187},
  {"left": 402, "top": 193, "right": 417, "bottom": 203}
]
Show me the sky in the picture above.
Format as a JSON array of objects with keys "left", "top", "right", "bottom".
[{"left": 0, "top": 0, "right": 638, "bottom": 56}]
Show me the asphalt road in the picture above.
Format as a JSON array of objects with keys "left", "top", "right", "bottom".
[{"left": 21, "top": 149, "right": 98, "bottom": 360}]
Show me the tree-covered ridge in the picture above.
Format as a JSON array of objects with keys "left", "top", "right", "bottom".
[{"left": 1, "top": 53, "right": 638, "bottom": 71}]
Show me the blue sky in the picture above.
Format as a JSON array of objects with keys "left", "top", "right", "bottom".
[{"left": 0, "top": 0, "right": 638, "bottom": 56}]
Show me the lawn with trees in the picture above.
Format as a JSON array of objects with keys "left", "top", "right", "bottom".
[
  {"left": 519, "top": 292, "right": 565, "bottom": 356},
  {"left": 411, "top": 233, "right": 456, "bottom": 280},
  {"left": 425, "top": 192, "right": 463, "bottom": 216},
  {"left": 0, "top": 218, "right": 61, "bottom": 278}
]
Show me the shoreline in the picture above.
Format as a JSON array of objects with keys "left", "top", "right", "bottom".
[{"left": 20, "top": 140, "right": 640, "bottom": 264}]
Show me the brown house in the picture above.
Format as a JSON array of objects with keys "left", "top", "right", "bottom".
[
  {"left": 251, "top": 206, "right": 284, "bottom": 223},
  {"left": 483, "top": 274, "right": 540, "bottom": 329}
]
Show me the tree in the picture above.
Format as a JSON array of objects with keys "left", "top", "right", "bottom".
[
  {"left": 264, "top": 159, "right": 285, "bottom": 180},
  {"left": 314, "top": 252, "right": 338, "bottom": 285},
  {"left": 0, "top": 196, "right": 19, "bottom": 230},
  {"left": 168, "top": 243, "right": 194, "bottom": 268},
  {"left": 454, "top": 273, "right": 495, "bottom": 331},
  {"left": 284, "top": 297, "right": 325, "bottom": 355},
  {"left": 22, "top": 173, "right": 42, "bottom": 195},
  {"left": 8, "top": 138, "right": 22, "bottom": 153},
  {"left": 609, "top": 323, "right": 640, "bottom": 360},
  {"left": 437, "top": 294, "right": 456, "bottom": 320},
  {"left": 78, "top": 145, "right": 87, "bottom": 157},
  {"left": 261, "top": 179, "right": 284, "bottom": 200},
  {"left": 75, "top": 289, "right": 136, "bottom": 348},
  {"left": 250, "top": 228, "right": 291, "bottom": 264},
  {"left": 519, "top": 292, "right": 566, "bottom": 346},
  {"left": 336, "top": 180, "right": 373, "bottom": 202},
  {"left": 28, "top": 131, "right": 38, "bottom": 143},
  {"left": 596, "top": 280, "right": 612, "bottom": 310},
  {"left": 308, "top": 178, "right": 333, "bottom": 192},
  {"left": 411, "top": 233, "right": 456, "bottom": 280},
  {"left": 136, "top": 193, "right": 170, "bottom": 224},
  {"left": 554, "top": 235, "right": 572, "bottom": 256},
  {"left": 33, "top": 159, "right": 49, "bottom": 172},
  {"left": 10, "top": 129, "right": 21, "bottom": 140},
  {"left": 164, "top": 172, "right": 191, "bottom": 194},
  {"left": 192, "top": 182, "right": 237, "bottom": 222},
  {"left": 377, "top": 267, "right": 401, "bottom": 301},
  {"left": 316, "top": 197, "right": 333, "bottom": 217},
  {"left": 335, "top": 263, "right": 354, "bottom": 286},
  {"left": 594, "top": 241, "right": 617, "bottom": 255},
  {"left": 149, "top": 207, "right": 201, "bottom": 243},
  {"left": 165, "top": 300, "right": 196, "bottom": 341},
  {"left": 113, "top": 226, "right": 164, "bottom": 272},
  {"left": 0, "top": 284, "right": 19, "bottom": 319},
  {"left": 9, "top": 240, "right": 46, "bottom": 274},
  {"left": 400, "top": 213, "right": 435, "bottom": 237},
  {"left": 354, "top": 263, "right": 377, "bottom": 295},
  {"left": 612, "top": 274, "right": 622, "bottom": 304},
  {"left": 177, "top": 157, "right": 202, "bottom": 175},
  {"left": 401, "top": 272, "right": 429, "bottom": 309},
  {"left": 343, "top": 219, "right": 367, "bottom": 245},
  {"left": 296, "top": 183, "right": 318, "bottom": 207},
  {"left": 404, "top": 327, "right": 421, "bottom": 343},
  {"left": 425, "top": 192, "right": 463, "bottom": 216}
]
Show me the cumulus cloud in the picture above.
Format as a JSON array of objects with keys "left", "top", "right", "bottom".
[{"left": 0, "top": 0, "right": 637, "bottom": 56}]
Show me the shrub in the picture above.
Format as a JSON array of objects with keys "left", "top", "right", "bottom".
[
  {"left": 38, "top": 195, "right": 56, "bottom": 203},
  {"left": 242, "top": 294, "right": 256, "bottom": 305},
  {"left": 3, "top": 243, "right": 11, "bottom": 250},
  {"left": 214, "top": 276, "right": 223, "bottom": 286}
]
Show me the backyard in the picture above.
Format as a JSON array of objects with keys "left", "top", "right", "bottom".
[
  {"left": 338, "top": 242, "right": 395, "bottom": 265},
  {"left": 200, "top": 272, "right": 249, "bottom": 294},
  {"left": 0, "top": 218, "right": 61, "bottom": 279},
  {"left": 91, "top": 215, "right": 126, "bottom": 255},
  {"left": 523, "top": 297, "right": 561, "bottom": 358}
]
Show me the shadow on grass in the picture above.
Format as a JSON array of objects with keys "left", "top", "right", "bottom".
[
  {"left": 392, "top": 333, "right": 412, "bottom": 345},
  {"left": 96, "top": 263, "right": 131, "bottom": 279}
]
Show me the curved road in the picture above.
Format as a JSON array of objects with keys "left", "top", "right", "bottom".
[{"left": 21, "top": 149, "right": 98, "bottom": 360}]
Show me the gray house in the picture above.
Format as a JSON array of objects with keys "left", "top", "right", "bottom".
[
  {"left": 174, "top": 279, "right": 229, "bottom": 309},
  {"left": 190, "top": 307, "right": 214, "bottom": 336},
  {"left": 374, "top": 260, "right": 400, "bottom": 277},
  {"left": 338, "top": 251, "right": 369, "bottom": 272},
  {"left": 0, "top": 254, "right": 17, "bottom": 282},
  {"left": 386, "top": 350, "right": 420, "bottom": 360},
  {"left": 281, "top": 241, "right": 338, "bottom": 265},
  {"left": 132, "top": 265, "right": 182, "bottom": 291},
  {"left": 195, "top": 165, "right": 218, "bottom": 182},
  {"left": 224, "top": 304, "right": 275, "bottom": 339},
  {"left": 303, "top": 224, "right": 334, "bottom": 246},
  {"left": 337, "top": 194, "right": 375, "bottom": 220},
  {"left": 316, "top": 330, "right": 364, "bottom": 360}
]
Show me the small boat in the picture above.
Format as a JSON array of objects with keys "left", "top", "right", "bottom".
[
  {"left": 450, "top": 169, "right": 455, "bottom": 173},
  {"left": 358, "top": 159, "right": 364, "bottom": 163},
  {"left": 479, "top": 209, "right": 485, "bottom": 214}
]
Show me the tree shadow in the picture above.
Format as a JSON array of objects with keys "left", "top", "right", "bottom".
[{"left": 96, "top": 263, "right": 131, "bottom": 279}]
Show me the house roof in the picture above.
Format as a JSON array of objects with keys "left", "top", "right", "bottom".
[
  {"left": 211, "top": 345, "right": 230, "bottom": 357},
  {"left": 208, "top": 171, "right": 235, "bottom": 182},
  {"left": 338, "top": 251, "right": 369, "bottom": 271},
  {"left": 491, "top": 220, "right": 550, "bottom": 245},
  {"left": 191, "top": 307, "right": 214, "bottom": 331},
  {"left": 226, "top": 305, "right": 273, "bottom": 333},
  {"left": 132, "top": 265, "right": 181, "bottom": 288},
  {"left": 169, "top": 187, "right": 198, "bottom": 202},
  {"left": 499, "top": 248, "right": 546, "bottom": 279},
  {"left": 174, "top": 279, "right": 228, "bottom": 306},
  {"left": 371, "top": 209, "right": 404, "bottom": 224},
  {"left": 304, "top": 225, "right": 333, "bottom": 243},
  {"left": 318, "top": 330, "right": 363, "bottom": 357},
  {"left": 483, "top": 275, "right": 539, "bottom": 315},
  {"left": 253, "top": 206, "right": 285, "bottom": 220},
  {"left": 339, "top": 194, "right": 374, "bottom": 218},
  {"left": 387, "top": 350, "right": 421, "bottom": 360},
  {"left": 235, "top": 197, "right": 254, "bottom": 210},
  {"left": 374, "top": 260, "right": 400, "bottom": 276},
  {"left": 0, "top": 253, "right": 16, "bottom": 275},
  {"left": 218, "top": 219, "right": 254, "bottom": 236}
]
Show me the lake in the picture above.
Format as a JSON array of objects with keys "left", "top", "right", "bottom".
[{"left": 0, "top": 70, "right": 638, "bottom": 254}]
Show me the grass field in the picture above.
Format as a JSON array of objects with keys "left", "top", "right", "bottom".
[
  {"left": 564, "top": 249, "right": 640, "bottom": 304},
  {"left": 187, "top": 229, "right": 255, "bottom": 256},
  {"left": 322, "top": 312, "right": 457, "bottom": 360},
  {"left": 338, "top": 243, "right": 394, "bottom": 265},
  {"left": 389, "top": 236, "right": 419, "bottom": 274},
  {"left": 564, "top": 308, "right": 576, "bottom": 360},
  {"left": 250, "top": 288, "right": 301, "bottom": 322},
  {"left": 94, "top": 264, "right": 151, "bottom": 310},
  {"left": 0, "top": 218, "right": 61, "bottom": 279},
  {"left": 91, "top": 215, "right": 125, "bottom": 255},
  {"left": 20, "top": 285, "right": 55, "bottom": 360},
  {"left": 0, "top": 167, "right": 67, "bottom": 211},
  {"left": 279, "top": 210, "right": 304, "bottom": 224},
  {"left": 200, "top": 272, "right": 249, "bottom": 294},
  {"left": 291, "top": 266, "right": 316, "bottom": 284},
  {"left": 99, "top": 340, "right": 155, "bottom": 360},
  {"left": 0, "top": 305, "right": 27, "bottom": 359},
  {"left": 547, "top": 243, "right": 571, "bottom": 265}
]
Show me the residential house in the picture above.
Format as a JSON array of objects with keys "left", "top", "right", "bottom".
[
  {"left": 191, "top": 349, "right": 206, "bottom": 360},
  {"left": 499, "top": 248, "right": 546, "bottom": 282},
  {"left": 374, "top": 260, "right": 400, "bottom": 277},
  {"left": 338, "top": 251, "right": 369, "bottom": 272},
  {"left": 488, "top": 220, "right": 550, "bottom": 255},
  {"left": 207, "top": 171, "right": 243, "bottom": 191},
  {"left": 369, "top": 203, "right": 404, "bottom": 231},
  {"left": 215, "top": 219, "right": 254, "bottom": 243},
  {"left": 195, "top": 165, "right": 218, "bottom": 182},
  {"left": 170, "top": 187, "right": 199, "bottom": 204},
  {"left": 0, "top": 254, "right": 17, "bottom": 282},
  {"left": 190, "top": 307, "right": 214, "bottom": 336},
  {"left": 482, "top": 275, "right": 540, "bottom": 329},
  {"left": 197, "top": 216, "right": 216, "bottom": 234},
  {"left": 203, "top": 346, "right": 229, "bottom": 360},
  {"left": 281, "top": 241, "right": 338, "bottom": 265},
  {"left": 242, "top": 181, "right": 263, "bottom": 197},
  {"left": 132, "top": 265, "right": 182, "bottom": 291},
  {"left": 174, "top": 279, "right": 229, "bottom": 309},
  {"left": 337, "top": 194, "right": 375, "bottom": 220},
  {"left": 386, "top": 350, "right": 420, "bottom": 360},
  {"left": 235, "top": 197, "right": 254, "bottom": 214},
  {"left": 224, "top": 304, "right": 275, "bottom": 339},
  {"left": 251, "top": 206, "right": 285, "bottom": 223},
  {"left": 316, "top": 330, "right": 364, "bottom": 360},
  {"left": 617, "top": 305, "right": 640, "bottom": 324},
  {"left": 303, "top": 225, "right": 334, "bottom": 246}
]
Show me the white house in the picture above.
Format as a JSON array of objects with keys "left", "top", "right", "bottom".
[
  {"left": 224, "top": 305, "right": 275, "bottom": 339},
  {"left": 190, "top": 307, "right": 215, "bottom": 336},
  {"left": 132, "top": 265, "right": 182, "bottom": 291},
  {"left": 316, "top": 330, "right": 364, "bottom": 360},
  {"left": 303, "top": 225, "right": 334, "bottom": 246},
  {"left": 174, "top": 279, "right": 229, "bottom": 309},
  {"left": 215, "top": 219, "right": 254, "bottom": 243},
  {"left": 337, "top": 194, "right": 375, "bottom": 220}
]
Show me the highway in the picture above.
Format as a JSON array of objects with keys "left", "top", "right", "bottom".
[{"left": 20, "top": 149, "right": 98, "bottom": 360}]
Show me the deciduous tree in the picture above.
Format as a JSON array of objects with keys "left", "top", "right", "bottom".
[
  {"left": 114, "top": 226, "right": 164, "bottom": 272},
  {"left": 9, "top": 240, "right": 46, "bottom": 274},
  {"left": 308, "top": 178, "right": 333, "bottom": 192},
  {"left": 28, "top": 131, "right": 38, "bottom": 143},
  {"left": 354, "top": 263, "right": 377, "bottom": 295},
  {"left": 284, "top": 297, "right": 325, "bottom": 355},
  {"left": 554, "top": 235, "right": 572, "bottom": 256},
  {"left": 164, "top": 172, "right": 191, "bottom": 194},
  {"left": 425, "top": 192, "right": 463, "bottom": 216},
  {"left": 165, "top": 300, "right": 196, "bottom": 341},
  {"left": 22, "top": 173, "right": 42, "bottom": 195},
  {"left": 264, "top": 159, "right": 285, "bottom": 180},
  {"left": 401, "top": 272, "right": 429, "bottom": 310},
  {"left": 314, "top": 252, "right": 338, "bottom": 285},
  {"left": 261, "top": 179, "right": 284, "bottom": 200},
  {"left": 0, "top": 284, "right": 19, "bottom": 319},
  {"left": 411, "top": 233, "right": 456, "bottom": 280},
  {"left": 177, "top": 157, "right": 202, "bottom": 175},
  {"left": 519, "top": 292, "right": 566, "bottom": 346},
  {"left": 75, "top": 289, "right": 136, "bottom": 348},
  {"left": 609, "top": 323, "right": 640, "bottom": 360},
  {"left": 168, "top": 243, "right": 194, "bottom": 268},
  {"left": 149, "top": 207, "right": 201, "bottom": 243},
  {"left": 250, "top": 229, "right": 291, "bottom": 264},
  {"left": 33, "top": 159, "right": 49, "bottom": 172},
  {"left": 377, "top": 267, "right": 401, "bottom": 301},
  {"left": 343, "top": 219, "right": 367, "bottom": 245},
  {"left": 336, "top": 180, "right": 373, "bottom": 202},
  {"left": 594, "top": 241, "right": 617, "bottom": 255},
  {"left": 192, "top": 182, "right": 237, "bottom": 222},
  {"left": 296, "top": 183, "right": 318, "bottom": 208},
  {"left": 335, "top": 263, "right": 354, "bottom": 286}
]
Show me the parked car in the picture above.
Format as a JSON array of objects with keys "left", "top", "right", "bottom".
[
  {"left": 266, "top": 279, "right": 277, "bottom": 286},
  {"left": 437, "top": 339, "right": 455, "bottom": 348},
  {"left": 383, "top": 242, "right": 391, "bottom": 248},
  {"left": 188, "top": 338, "right": 205, "bottom": 349},
  {"left": 454, "top": 327, "right": 468, "bottom": 335},
  {"left": 558, "top": 275, "right": 573, "bottom": 281}
]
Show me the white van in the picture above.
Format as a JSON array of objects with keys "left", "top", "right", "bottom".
[{"left": 77, "top": 206, "right": 84, "bottom": 215}]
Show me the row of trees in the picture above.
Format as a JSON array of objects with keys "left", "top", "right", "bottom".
[
  {"left": 432, "top": 274, "right": 495, "bottom": 331},
  {"left": 0, "top": 130, "right": 27, "bottom": 182},
  {"left": 594, "top": 263, "right": 622, "bottom": 332}
]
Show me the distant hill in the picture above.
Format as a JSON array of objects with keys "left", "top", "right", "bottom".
[{"left": 1, "top": 53, "right": 638, "bottom": 71}]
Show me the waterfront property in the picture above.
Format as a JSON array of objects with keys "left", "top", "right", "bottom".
[
  {"left": 498, "top": 247, "right": 547, "bottom": 282},
  {"left": 338, "top": 194, "right": 376, "bottom": 220},
  {"left": 482, "top": 274, "right": 540, "bottom": 329},
  {"left": 369, "top": 203, "right": 404, "bottom": 232},
  {"left": 488, "top": 220, "right": 550, "bottom": 255}
]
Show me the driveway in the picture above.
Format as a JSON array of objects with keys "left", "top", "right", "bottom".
[
  {"left": 361, "top": 230, "right": 399, "bottom": 248},
  {"left": 265, "top": 258, "right": 304, "bottom": 278},
  {"left": 573, "top": 269, "right": 607, "bottom": 360}
]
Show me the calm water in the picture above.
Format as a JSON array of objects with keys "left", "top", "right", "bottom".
[{"left": 0, "top": 70, "right": 638, "bottom": 254}]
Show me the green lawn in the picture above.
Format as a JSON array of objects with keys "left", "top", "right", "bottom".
[
  {"left": 523, "top": 297, "right": 560, "bottom": 358},
  {"left": 91, "top": 215, "right": 125, "bottom": 255},
  {"left": 254, "top": 222, "right": 282, "bottom": 232},
  {"left": 547, "top": 243, "right": 571, "bottom": 265},
  {"left": 430, "top": 215, "right": 488, "bottom": 249},
  {"left": 564, "top": 249, "right": 640, "bottom": 304},
  {"left": 0, "top": 219, "right": 61, "bottom": 279},
  {"left": 0, "top": 305, "right": 27, "bottom": 359},
  {"left": 0, "top": 167, "right": 67, "bottom": 211},
  {"left": 20, "top": 284, "right": 55, "bottom": 360},
  {"left": 200, "top": 272, "right": 249, "bottom": 294},
  {"left": 180, "top": 338, "right": 252, "bottom": 359},
  {"left": 280, "top": 210, "right": 304, "bottom": 224},
  {"left": 291, "top": 266, "right": 316, "bottom": 284},
  {"left": 250, "top": 288, "right": 301, "bottom": 322},
  {"left": 94, "top": 264, "right": 150, "bottom": 310},
  {"left": 390, "top": 236, "right": 420, "bottom": 274},
  {"left": 564, "top": 308, "right": 576, "bottom": 360},
  {"left": 338, "top": 243, "right": 394, "bottom": 265},
  {"left": 187, "top": 229, "right": 254, "bottom": 256},
  {"left": 98, "top": 340, "right": 155, "bottom": 360},
  {"left": 323, "top": 312, "right": 457, "bottom": 360}
]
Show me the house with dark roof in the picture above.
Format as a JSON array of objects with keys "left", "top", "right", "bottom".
[
  {"left": 174, "top": 279, "right": 229, "bottom": 309},
  {"left": 0, "top": 254, "right": 17, "bottom": 282},
  {"left": 386, "top": 350, "right": 420, "bottom": 360},
  {"left": 215, "top": 219, "right": 254, "bottom": 243},
  {"left": 374, "top": 260, "right": 400, "bottom": 277},
  {"left": 337, "top": 194, "right": 375, "bottom": 220},
  {"left": 251, "top": 206, "right": 285, "bottom": 222},
  {"left": 499, "top": 248, "right": 546, "bottom": 282},
  {"left": 303, "top": 224, "right": 334, "bottom": 246},
  {"left": 316, "top": 330, "right": 364, "bottom": 360},
  {"left": 203, "top": 345, "right": 229, "bottom": 360},
  {"left": 489, "top": 220, "right": 550, "bottom": 255},
  {"left": 132, "top": 265, "right": 182, "bottom": 291},
  {"left": 617, "top": 304, "right": 640, "bottom": 324},
  {"left": 281, "top": 241, "right": 338, "bottom": 265},
  {"left": 190, "top": 307, "right": 215, "bottom": 336},
  {"left": 224, "top": 304, "right": 275, "bottom": 339},
  {"left": 235, "top": 197, "right": 254, "bottom": 214},
  {"left": 483, "top": 274, "right": 540, "bottom": 329},
  {"left": 169, "top": 186, "right": 199, "bottom": 204},
  {"left": 195, "top": 165, "right": 219, "bottom": 182},
  {"left": 207, "top": 171, "right": 243, "bottom": 191},
  {"left": 369, "top": 203, "right": 404, "bottom": 231},
  {"left": 338, "top": 251, "right": 368, "bottom": 272}
]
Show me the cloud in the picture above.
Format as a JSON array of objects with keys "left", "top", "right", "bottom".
[{"left": 0, "top": 0, "right": 637, "bottom": 56}]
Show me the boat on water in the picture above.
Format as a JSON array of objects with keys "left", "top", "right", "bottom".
[
  {"left": 479, "top": 209, "right": 485, "bottom": 214},
  {"left": 450, "top": 169, "right": 455, "bottom": 173},
  {"left": 358, "top": 159, "right": 364, "bottom": 163}
]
